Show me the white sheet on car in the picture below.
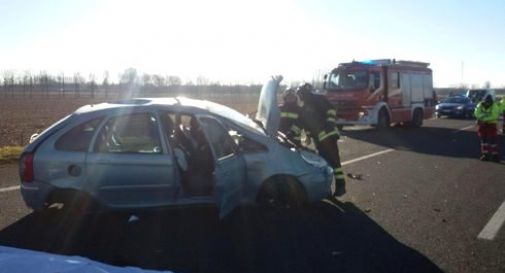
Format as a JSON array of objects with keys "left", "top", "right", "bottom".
[{"left": 0, "top": 246, "right": 173, "bottom": 273}]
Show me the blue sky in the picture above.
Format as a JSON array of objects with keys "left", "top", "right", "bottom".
[{"left": 0, "top": 0, "right": 504, "bottom": 86}]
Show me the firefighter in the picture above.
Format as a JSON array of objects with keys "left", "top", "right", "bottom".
[
  {"left": 474, "top": 94, "right": 501, "bottom": 162},
  {"left": 296, "top": 83, "right": 346, "bottom": 196},
  {"left": 279, "top": 87, "right": 302, "bottom": 146}
]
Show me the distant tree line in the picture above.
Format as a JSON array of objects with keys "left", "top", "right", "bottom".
[{"left": 0, "top": 68, "right": 263, "bottom": 99}]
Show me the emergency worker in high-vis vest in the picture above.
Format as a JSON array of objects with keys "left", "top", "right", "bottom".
[{"left": 474, "top": 94, "right": 501, "bottom": 162}]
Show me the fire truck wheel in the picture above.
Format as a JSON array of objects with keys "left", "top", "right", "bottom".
[
  {"left": 376, "top": 108, "right": 390, "bottom": 130},
  {"left": 412, "top": 109, "right": 423, "bottom": 127}
]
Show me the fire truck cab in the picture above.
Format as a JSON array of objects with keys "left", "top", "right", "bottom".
[{"left": 323, "top": 59, "right": 436, "bottom": 128}]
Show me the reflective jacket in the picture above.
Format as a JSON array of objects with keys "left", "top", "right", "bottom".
[
  {"left": 474, "top": 102, "right": 501, "bottom": 124},
  {"left": 300, "top": 94, "right": 339, "bottom": 143},
  {"left": 279, "top": 103, "right": 302, "bottom": 145}
]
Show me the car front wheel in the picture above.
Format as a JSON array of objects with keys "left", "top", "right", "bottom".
[{"left": 256, "top": 175, "right": 308, "bottom": 209}]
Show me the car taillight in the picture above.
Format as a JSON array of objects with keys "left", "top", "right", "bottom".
[{"left": 19, "top": 153, "right": 34, "bottom": 182}]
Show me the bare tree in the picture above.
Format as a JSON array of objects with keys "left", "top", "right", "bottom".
[
  {"left": 2, "top": 70, "right": 16, "bottom": 97},
  {"left": 142, "top": 73, "right": 152, "bottom": 85},
  {"left": 167, "top": 75, "right": 182, "bottom": 86},
  {"left": 22, "top": 71, "right": 31, "bottom": 97},
  {"left": 119, "top": 68, "right": 140, "bottom": 98},
  {"left": 89, "top": 73, "right": 96, "bottom": 98},
  {"left": 152, "top": 74, "right": 166, "bottom": 89},
  {"left": 39, "top": 71, "right": 49, "bottom": 97},
  {"left": 73, "top": 72, "right": 85, "bottom": 97},
  {"left": 196, "top": 75, "right": 210, "bottom": 86},
  {"left": 120, "top": 68, "right": 138, "bottom": 86},
  {"left": 103, "top": 71, "right": 110, "bottom": 98}
]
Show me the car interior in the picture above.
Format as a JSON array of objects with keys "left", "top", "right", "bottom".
[{"left": 163, "top": 112, "right": 215, "bottom": 197}]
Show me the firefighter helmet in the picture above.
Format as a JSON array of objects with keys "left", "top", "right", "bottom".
[
  {"left": 296, "top": 83, "right": 313, "bottom": 100},
  {"left": 283, "top": 87, "right": 298, "bottom": 104}
]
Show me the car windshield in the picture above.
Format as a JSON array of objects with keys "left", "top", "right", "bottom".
[
  {"left": 327, "top": 70, "right": 369, "bottom": 90},
  {"left": 181, "top": 98, "right": 265, "bottom": 135},
  {"left": 467, "top": 90, "right": 488, "bottom": 102},
  {"left": 442, "top": 97, "right": 469, "bottom": 103}
]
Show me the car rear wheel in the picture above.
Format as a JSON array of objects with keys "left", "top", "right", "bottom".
[{"left": 256, "top": 175, "right": 307, "bottom": 209}]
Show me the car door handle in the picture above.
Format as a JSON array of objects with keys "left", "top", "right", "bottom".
[{"left": 68, "top": 164, "right": 82, "bottom": 177}]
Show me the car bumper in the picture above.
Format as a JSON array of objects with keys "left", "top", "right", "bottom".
[
  {"left": 436, "top": 109, "right": 458, "bottom": 116},
  {"left": 20, "top": 181, "right": 54, "bottom": 210},
  {"left": 300, "top": 166, "right": 333, "bottom": 201}
]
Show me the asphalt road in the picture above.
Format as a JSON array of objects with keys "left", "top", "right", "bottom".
[{"left": 0, "top": 117, "right": 504, "bottom": 273}]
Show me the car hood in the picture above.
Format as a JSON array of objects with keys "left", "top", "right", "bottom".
[{"left": 255, "top": 75, "right": 283, "bottom": 137}]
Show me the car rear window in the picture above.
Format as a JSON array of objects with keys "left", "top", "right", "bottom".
[{"left": 55, "top": 117, "right": 103, "bottom": 152}]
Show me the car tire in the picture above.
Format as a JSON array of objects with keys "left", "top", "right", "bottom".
[{"left": 256, "top": 175, "right": 307, "bottom": 209}]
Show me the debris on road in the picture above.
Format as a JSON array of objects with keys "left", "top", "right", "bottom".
[
  {"left": 331, "top": 251, "right": 342, "bottom": 256},
  {"left": 128, "top": 215, "right": 140, "bottom": 223},
  {"left": 364, "top": 208, "right": 372, "bottom": 213},
  {"left": 433, "top": 208, "right": 441, "bottom": 212},
  {"left": 347, "top": 173, "right": 363, "bottom": 180}
]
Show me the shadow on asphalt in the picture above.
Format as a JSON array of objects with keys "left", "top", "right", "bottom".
[
  {"left": 344, "top": 125, "right": 505, "bottom": 160},
  {"left": 0, "top": 200, "right": 443, "bottom": 273}
]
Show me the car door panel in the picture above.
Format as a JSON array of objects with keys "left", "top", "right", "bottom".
[
  {"left": 196, "top": 115, "right": 246, "bottom": 217},
  {"left": 86, "top": 112, "right": 178, "bottom": 208}
]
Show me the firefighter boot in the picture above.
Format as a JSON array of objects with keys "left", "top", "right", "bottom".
[{"left": 333, "top": 178, "right": 346, "bottom": 197}]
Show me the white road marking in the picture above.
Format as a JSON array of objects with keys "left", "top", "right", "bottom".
[
  {"left": 0, "top": 185, "right": 20, "bottom": 193},
  {"left": 342, "top": 149, "right": 395, "bottom": 166},
  {"left": 321, "top": 198, "right": 344, "bottom": 212},
  {"left": 478, "top": 200, "right": 505, "bottom": 240},
  {"left": 452, "top": 124, "right": 475, "bottom": 133}
]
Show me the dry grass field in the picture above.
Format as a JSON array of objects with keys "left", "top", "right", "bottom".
[{"left": 0, "top": 92, "right": 260, "bottom": 147}]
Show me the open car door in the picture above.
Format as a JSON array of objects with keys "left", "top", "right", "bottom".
[{"left": 196, "top": 115, "right": 246, "bottom": 218}]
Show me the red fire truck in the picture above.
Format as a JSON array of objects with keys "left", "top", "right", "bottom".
[{"left": 322, "top": 59, "right": 436, "bottom": 128}]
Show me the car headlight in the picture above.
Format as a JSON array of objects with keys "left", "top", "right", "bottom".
[{"left": 299, "top": 150, "right": 327, "bottom": 168}]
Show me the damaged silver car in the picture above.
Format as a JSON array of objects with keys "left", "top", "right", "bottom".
[{"left": 19, "top": 76, "right": 334, "bottom": 217}]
